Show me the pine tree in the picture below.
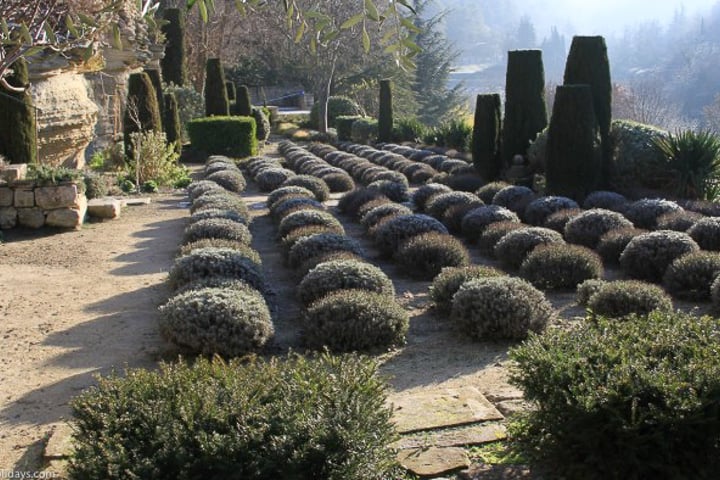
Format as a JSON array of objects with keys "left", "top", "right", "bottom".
[
  {"left": 502, "top": 49, "right": 548, "bottom": 167},
  {"left": 163, "top": 92, "right": 182, "bottom": 153},
  {"left": 546, "top": 84, "right": 602, "bottom": 200},
  {"left": 204, "top": 58, "right": 229, "bottom": 116},
  {"left": 472, "top": 93, "right": 503, "bottom": 181},
  {"left": 378, "top": 79, "right": 393, "bottom": 142},
  {"left": 563, "top": 36, "right": 612, "bottom": 183},
  {"left": 160, "top": 8, "right": 186, "bottom": 86},
  {"left": 0, "top": 58, "right": 36, "bottom": 164}
]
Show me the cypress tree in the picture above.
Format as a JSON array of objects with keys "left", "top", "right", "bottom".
[
  {"left": 124, "top": 72, "right": 162, "bottom": 156},
  {"left": 234, "top": 84, "right": 252, "bottom": 116},
  {"left": 378, "top": 79, "right": 393, "bottom": 143},
  {"left": 472, "top": 93, "right": 503, "bottom": 181},
  {"left": 0, "top": 58, "right": 37, "bottom": 164},
  {"left": 205, "top": 58, "right": 229, "bottom": 116},
  {"left": 563, "top": 36, "right": 612, "bottom": 183},
  {"left": 502, "top": 50, "right": 548, "bottom": 167},
  {"left": 226, "top": 81, "right": 236, "bottom": 102},
  {"left": 545, "top": 84, "right": 602, "bottom": 201},
  {"left": 144, "top": 68, "right": 164, "bottom": 130},
  {"left": 160, "top": 8, "right": 186, "bottom": 86},
  {"left": 163, "top": 92, "right": 182, "bottom": 153}
]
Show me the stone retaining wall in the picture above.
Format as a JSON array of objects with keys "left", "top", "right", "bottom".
[{"left": 0, "top": 182, "right": 87, "bottom": 230}]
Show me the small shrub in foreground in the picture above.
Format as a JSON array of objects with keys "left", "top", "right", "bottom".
[
  {"left": 270, "top": 197, "right": 324, "bottom": 222},
  {"left": 520, "top": 244, "right": 603, "bottom": 290},
  {"left": 587, "top": 280, "right": 673, "bottom": 318},
  {"left": 429, "top": 265, "right": 504, "bottom": 312},
  {"left": 279, "top": 224, "right": 345, "bottom": 253},
  {"left": 576, "top": 278, "right": 608, "bottom": 307},
  {"left": 69, "top": 353, "right": 398, "bottom": 480},
  {"left": 298, "top": 259, "right": 394, "bottom": 306},
  {"left": 394, "top": 232, "right": 471, "bottom": 280},
  {"left": 582, "top": 190, "right": 628, "bottom": 211},
  {"left": 187, "top": 180, "right": 225, "bottom": 200},
  {"left": 510, "top": 310, "right": 720, "bottom": 479},
  {"left": 663, "top": 251, "right": 720, "bottom": 300},
  {"left": 426, "top": 191, "right": 482, "bottom": 220},
  {"left": 620, "top": 230, "right": 699, "bottom": 282},
  {"left": 491, "top": 185, "right": 536, "bottom": 214}
]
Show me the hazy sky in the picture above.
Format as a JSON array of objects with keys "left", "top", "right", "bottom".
[{"left": 526, "top": 0, "right": 718, "bottom": 35}]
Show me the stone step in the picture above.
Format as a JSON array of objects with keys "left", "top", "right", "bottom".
[{"left": 88, "top": 197, "right": 122, "bottom": 219}]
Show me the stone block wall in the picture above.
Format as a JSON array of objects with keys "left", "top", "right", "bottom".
[{"left": 0, "top": 182, "right": 87, "bottom": 230}]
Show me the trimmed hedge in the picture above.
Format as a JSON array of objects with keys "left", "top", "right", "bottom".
[
  {"left": 188, "top": 116, "right": 257, "bottom": 157},
  {"left": 520, "top": 243, "right": 603, "bottom": 290},
  {"left": 620, "top": 231, "right": 699, "bottom": 282},
  {"left": 182, "top": 218, "right": 252, "bottom": 245},
  {"left": 287, "top": 233, "right": 363, "bottom": 270},
  {"left": 587, "top": 280, "right": 673, "bottom": 318},
  {"left": 563, "top": 208, "right": 633, "bottom": 248},
  {"left": 373, "top": 214, "right": 449, "bottom": 256},
  {"left": 494, "top": 227, "right": 565, "bottom": 269},
  {"left": 168, "top": 248, "right": 265, "bottom": 292},
  {"left": 298, "top": 259, "right": 394, "bottom": 306},
  {"left": 663, "top": 251, "right": 720, "bottom": 300},
  {"left": 394, "top": 232, "right": 471, "bottom": 280}
]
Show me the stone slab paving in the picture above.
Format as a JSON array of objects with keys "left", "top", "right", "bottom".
[
  {"left": 391, "top": 386, "right": 504, "bottom": 434},
  {"left": 397, "top": 446, "right": 471, "bottom": 477},
  {"left": 392, "top": 423, "right": 507, "bottom": 450}
]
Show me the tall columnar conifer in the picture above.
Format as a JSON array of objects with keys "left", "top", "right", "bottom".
[
  {"left": 144, "top": 68, "right": 164, "bottom": 130},
  {"left": 546, "top": 84, "right": 602, "bottom": 201},
  {"left": 204, "top": 59, "right": 229, "bottom": 117},
  {"left": 0, "top": 58, "right": 36, "bottom": 164},
  {"left": 234, "top": 84, "right": 252, "bottom": 116},
  {"left": 160, "top": 8, "right": 186, "bottom": 86},
  {"left": 378, "top": 79, "right": 393, "bottom": 143},
  {"left": 163, "top": 92, "right": 182, "bottom": 153},
  {"left": 563, "top": 36, "right": 612, "bottom": 183},
  {"left": 472, "top": 93, "right": 503, "bottom": 181},
  {"left": 502, "top": 50, "right": 548, "bottom": 167},
  {"left": 226, "top": 81, "right": 236, "bottom": 102},
  {"left": 123, "top": 71, "right": 162, "bottom": 156}
]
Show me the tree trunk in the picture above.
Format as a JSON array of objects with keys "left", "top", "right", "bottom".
[{"left": 317, "top": 57, "right": 337, "bottom": 134}]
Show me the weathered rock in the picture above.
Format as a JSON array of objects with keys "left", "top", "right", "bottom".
[
  {"left": 46, "top": 208, "right": 84, "bottom": 228},
  {"left": 13, "top": 188, "right": 34, "bottom": 208},
  {"left": 17, "top": 207, "right": 45, "bottom": 228},
  {"left": 392, "top": 423, "right": 507, "bottom": 450},
  {"left": 45, "top": 423, "right": 74, "bottom": 459},
  {"left": 398, "top": 447, "right": 471, "bottom": 477},
  {"left": 0, "top": 164, "right": 28, "bottom": 182},
  {"left": 35, "top": 184, "right": 79, "bottom": 209},
  {"left": 87, "top": 198, "right": 122, "bottom": 219},
  {"left": 0, "top": 207, "right": 18, "bottom": 228},
  {"left": 0, "top": 187, "right": 12, "bottom": 206},
  {"left": 391, "top": 387, "right": 504, "bottom": 434}
]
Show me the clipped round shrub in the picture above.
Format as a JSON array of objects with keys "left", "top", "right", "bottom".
[
  {"left": 461, "top": 205, "right": 520, "bottom": 241},
  {"left": 270, "top": 197, "right": 324, "bottom": 222},
  {"left": 178, "top": 240, "right": 261, "bottom": 265},
  {"left": 441, "top": 173, "right": 486, "bottom": 192},
  {"left": 688, "top": 217, "right": 720, "bottom": 251},
  {"left": 280, "top": 224, "right": 345, "bottom": 253},
  {"left": 356, "top": 197, "right": 393, "bottom": 219},
  {"left": 360, "top": 203, "right": 413, "bottom": 231},
  {"left": 246, "top": 156, "right": 281, "bottom": 176},
  {"left": 523, "top": 196, "right": 580, "bottom": 226},
  {"left": 190, "top": 192, "right": 248, "bottom": 215},
  {"left": 182, "top": 218, "right": 252, "bottom": 245},
  {"left": 159, "top": 286, "right": 272, "bottom": 356},
  {"left": 173, "top": 276, "right": 253, "bottom": 296},
  {"left": 426, "top": 191, "right": 482, "bottom": 220},
  {"left": 564, "top": 208, "right": 634, "bottom": 248},
  {"left": 407, "top": 163, "right": 438, "bottom": 183},
  {"left": 277, "top": 210, "right": 343, "bottom": 239},
  {"left": 394, "top": 232, "right": 471, "bottom": 280},
  {"left": 205, "top": 160, "right": 239, "bottom": 176},
  {"left": 309, "top": 95, "right": 364, "bottom": 128},
  {"left": 494, "top": 227, "right": 565, "bottom": 269},
  {"left": 321, "top": 172, "right": 355, "bottom": 192},
  {"left": 266, "top": 185, "right": 315, "bottom": 210},
  {"left": 373, "top": 214, "right": 449, "bottom": 256},
  {"left": 429, "top": 265, "right": 504, "bottom": 312},
  {"left": 367, "top": 179, "right": 409, "bottom": 203},
  {"left": 520, "top": 244, "right": 604, "bottom": 290},
  {"left": 624, "top": 198, "right": 683, "bottom": 229},
  {"left": 303, "top": 290, "right": 409, "bottom": 352},
  {"left": 656, "top": 210, "right": 704, "bottom": 231},
  {"left": 298, "top": 259, "right": 394, "bottom": 306},
  {"left": 596, "top": 227, "right": 647, "bottom": 264},
  {"left": 475, "top": 181, "right": 510, "bottom": 204},
  {"left": 587, "top": 280, "right": 673, "bottom": 318},
  {"left": 412, "top": 183, "right": 452, "bottom": 211},
  {"left": 492, "top": 185, "right": 536, "bottom": 214},
  {"left": 255, "top": 168, "right": 295, "bottom": 192},
  {"left": 478, "top": 221, "right": 528, "bottom": 258},
  {"left": 187, "top": 180, "right": 225, "bottom": 200},
  {"left": 287, "top": 233, "right": 363, "bottom": 270},
  {"left": 620, "top": 230, "right": 700, "bottom": 282},
  {"left": 369, "top": 170, "right": 409, "bottom": 187},
  {"left": 543, "top": 208, "right": 583, "bottom": 233},
  {"left": 576, "top": 278, "right": 608, "bottom": 307},
  {"left": 337, "top": 189, "right": 389, "bottom": 217},
  {"left": 451, "top": 277, "right": 554, "bottom": 340},
  {"left": 189, "top": 208, "right": 250, "bottom": 226},
  {"left": 441, "top": 201, "right": 485, "bottom": 233},
  {"left": 281, "top": 175, "right": 330, "bottom": 201},
  {"left": 297, "top": 250, "right": 365, "bottom": 278},
  {"left": 206, "top": 169, "right": 247, "bottom": 193},
  {"left": 582, "top": 190, "right": 628, "bottom": 211},
  {"left": 168, "top": 248, "right": 265, "bottom": 292},
  {"left": 663, "top": 251, "right": 720, "bottom": 300}
]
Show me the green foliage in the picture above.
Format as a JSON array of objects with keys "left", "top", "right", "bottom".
[
  {"left": 0, "top": 58, "right": 36, "bottom": 164},
  {"left": 128, "top": 130, "right": 187, "bottom": 186},
  {"left": 124, "top": 72, "right": 162, "bottom": 157},
  {"left": 393, "top": 117, "right": 427, "bottom": 143},
  {"left": 395, "top": 232, "right": 470, "bottom": 280},
  {"left": 298, "top": 259, "right": 394, "bottom": 306},
  {"left": 144, "top": 69, "right": 164, "bottom": 129},
  {"left": 69, "top": 353, "right": 398, "bottom": 480},
  {"left": 187, "top": 116, "right": 257, "bottom": 157},
  {"left": 478, "top": 221, "right": 527, "bottom": 258},
  {"left": 429, "top": 265, "right": 504, "bottom": 313},
  {"left": 28, "top": 164, "right": 83, "bottom": 186},
  {"left": 596, "top": 227, "right": 647, "bottom": 264},
  {"left": 425, "top": 119, "right": 472, "bottom": 150},
  {"left": 378, "top": 79, "right": 394, "bottom": 143},
  {"left": 620, "top": 231, "right": 699, "bottom": 282},
  {"left": 649, "top": 130, "right": 720, "bottom": 200},
  {"left": 563, "top": 208, "right": 633, "bottom": 248},
  {"left": 373, "top": 214, "right": 449, "bottom": 256},
  {"left": 83, "top": 172, "right": 107, "bottom": 200},
  {"left": 234, "top": 85, "right": 252, "bottom": 116},
  {"left": 163, "top": 83, "right": 204, "bottom": 142},
  {"left": 509, "top": 311, "right": 720, "bottom": 479},
  {"left": 205, "top": 58, "right": 230, "bottom": 116},
  {"left": 520, "top": 243, "right": 603, "bottom": 290},
  {"left": 310, "top": 96, "right": 364, "bottom": 129},
  {"left": 472, "top": 93, "right": 503, "bottom": 180},
  {"left": 451, "top": 277, "right": 554, "bottom": 340},
  {"left": 608, "top": 119, "right": 668, "bottom": 189},
  {"left": 688, "top": 216, "right": 720, "bottom": 251},
  {"left": 351, "top": 118, "right": 379, "bottom": 144},
  {"left": 303, "top": 290, "right": 409, "bottom": 352},
  {"left": 503, "top": 50, "right": 548, "bottom": 166},
  {"left": 287, "top": 233, "right": 364, "bottom": 270},
  {"left": 252, "top": 107, "right": 271, "bottom": 142},
  {"left": 663, "top": 251, "right": 720, "bottom": 300},
  {"left": 163, "top": 92, "right": 182, "bottom": 153},
  {"left": 159, "top": 285, "right": 272, "bottom": 356},
  {"left": 141, "top": 180, "right": 159, "bottom": 193},
  {"left": 281, "top": 175, "right": 330, "bottom": 202},
  {"left": 336, "top": 115, "right": 363, "bottom": 141},
  {"left": 589, "top": 280, "right": 673, "bottom": 318},
  {"left": 160, "top": 8, "right": 186, "bottom": 86},
  {"left": 575, "top": 278, "right": 608, "bottom": 307},
  {"left": 494, "top": 226, "right": 565, "bottom": 269},
  {"left": 168, "top": 247, "right": 265, "bottom": 292}
]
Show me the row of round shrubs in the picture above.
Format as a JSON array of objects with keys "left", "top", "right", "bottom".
[
  {"left": 332, "top": 141, "right": 440, "bottom": 184},
  {"left": 245, "top": 155, "right": 338, "bottom": 201},
  {"left": 379, "top": 142, "right": 476, "bottom": 177},
  {"left": 264, "top": 181, "right": 409, "bottom": 352},
  {"left": 276, "top": 140, "right": 356, "bottom": 192},
  {"left": 160, "top": 158, "right": 275, "bottom": 357}
]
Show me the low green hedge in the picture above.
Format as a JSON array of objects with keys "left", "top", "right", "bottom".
[{"left": 188, "top": 116, "right": 258, "bottom": 157}]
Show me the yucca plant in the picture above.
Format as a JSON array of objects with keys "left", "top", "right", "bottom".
[{"left": 651, "top": 130, "right": 720, "bottom": 200}]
